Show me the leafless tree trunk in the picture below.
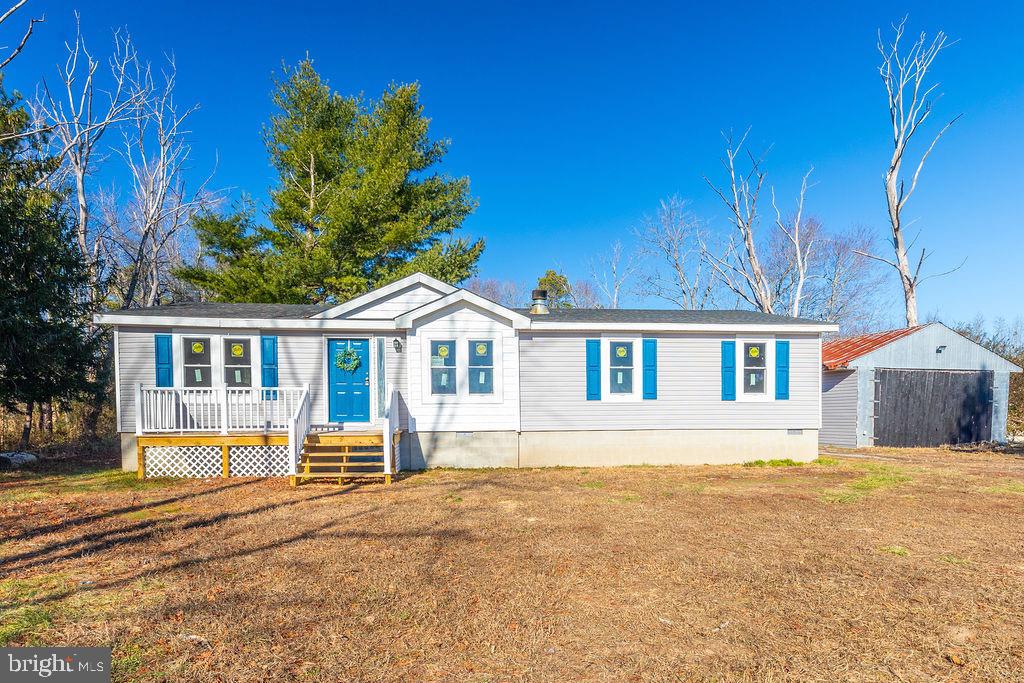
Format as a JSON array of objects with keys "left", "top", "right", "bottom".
[
  {"left": 32, "top": 14, "right": 140, "bottom": 297},
  {"left": 701, "top": 129, "right": 777, "bottom": 313},
  {"left": 589, "top": 240, "right": 637, "bottom": 309},
  {"left": 115, "top": 54, "right": 218, "bottom": 309},
  {"left": 871, "top": 17, "right": 962, "bottom": 327},
  {"left": 18, "top": 401, "right": 33, "bottom": 450},
  {"left": 635, "top": 196, "right": 717, "bottom": 310},
  {"left": 771, "top": 168, "right": 815, "bottom": 317}
]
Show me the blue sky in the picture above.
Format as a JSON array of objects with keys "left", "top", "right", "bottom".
[{"left": 5, "top": 1, "right": 1022, "bottom": 325}]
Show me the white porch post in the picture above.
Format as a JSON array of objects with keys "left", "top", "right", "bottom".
[
  {"left": 134, "top": 383, "right": 143, "bottom": 436},
  {"left": 219, "top": 388, "right": 229, "bottom": 435}
]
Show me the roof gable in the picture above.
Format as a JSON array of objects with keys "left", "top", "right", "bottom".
[
  {"left": 824, "top": 323, "right": 1022, "bottom": 372},
  {"left": 395, "top": 290, "right": 531, "bottom": 329},
  {"left": 310, "top": 273, "right": 456, "bottom": 320}
]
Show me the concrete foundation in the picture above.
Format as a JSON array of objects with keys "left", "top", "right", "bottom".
[
  {"left": 119, "top": 433, "right": 138, "bottom": 472},
  {"left": 406, "top": 431, "right": 519, "bottom": 469},
  {"left": 519, "top": 428, "right": 818, "bottom": 467}
]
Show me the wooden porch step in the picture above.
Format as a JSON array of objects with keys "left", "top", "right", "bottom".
[
  {"left": 300, "top": 462, "right": 384, "bottom": 468},
  {"left": 293, "top": 471, "right": 389, "bottom": 479},
  {"left": 305, "top": 433, "right": 382, "bottom": 447},
  {"left": 302, "top": 451, "right": 383, "bottom": 457}
]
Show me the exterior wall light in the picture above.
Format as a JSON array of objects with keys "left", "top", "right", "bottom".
[
  {"left": 936, "top": 345, "right": 946, "bottom": 354},
  {"left": 393, "top": 338, "right": 403, "bottom": 353}
]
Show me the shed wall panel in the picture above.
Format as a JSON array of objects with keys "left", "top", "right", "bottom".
[{"left": 820, "top": 369, "right": 858, "bottom": 447}]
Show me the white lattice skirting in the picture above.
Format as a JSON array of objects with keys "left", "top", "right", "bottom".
[
  {"left": 229, "top": 445, "right": 289, "bottom": 477},
  {"left": 144, "top": 444, "right": 291, "bottom": 478},
  {"left": 145, "top": 445, "right": 221, "bottom": 478}
]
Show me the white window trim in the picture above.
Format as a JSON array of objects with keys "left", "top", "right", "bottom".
[
  {"left": 601, "top": 333, "right": 642, "bottom": 402},
  {"left": 320, "top": 334, "right": 377, "bottom": 425},
  {"left": 171, "top": 331, "right": 263, "bottom": 390},
  {"left": 419, "top": 333, "right": 503, "bottom": 404},
  {"left": 736, "top": 335, "right": 775, "bottom": 402}
]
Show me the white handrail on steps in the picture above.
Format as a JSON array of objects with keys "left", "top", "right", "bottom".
[
  {"left": 381, "top": 382, "right": 400, "bottom": 475},
  {"left": 286, "top": 384, "right": 311, "bottom": 477}
]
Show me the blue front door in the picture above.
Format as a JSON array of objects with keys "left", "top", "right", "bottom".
[{"left": 328, "top": 338, "right": 370, "bottom": 422}]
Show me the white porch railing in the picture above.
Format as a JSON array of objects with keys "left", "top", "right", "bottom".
[
  {"left": 381, "top": 382, "right": 400, "bottom": 476},
  {"left": 135, "top": 386, "right": 308, "bottom": 434},
  {"left": 286, "top": 386, "right": 312, "bottom": 477}
]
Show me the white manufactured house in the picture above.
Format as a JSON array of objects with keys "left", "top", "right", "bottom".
[{"left": 95, "top": 273, "right": 837, "bottom": 483}]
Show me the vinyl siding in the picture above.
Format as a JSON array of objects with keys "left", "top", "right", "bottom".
[
  {"left": 344, "top": 284, "right": 446, "bottom": 320},
  {"left": 820, "top": 369, "right": 858, "bottom": 447},
  {"left": 519, "top": 332, "right": 821, "bottom": 431},
  {"left": 407, "top": 303, "right": 519, "bottom": 432},
  {"left": 116, "top": 327, "right": 159, "bottom": 433}
]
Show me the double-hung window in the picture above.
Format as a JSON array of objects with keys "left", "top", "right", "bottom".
[
  {"left": 742, "top": 341, "right": 767, "bottom": 395},
  {"left": 224, "top": 338, "right": 252, "bottom": 387},
  {"left": 609, "top": 340, "right": 634, "bottom": 394},
  {"left": 430, "top": 340, "right": 457, "bottom": 395},
  {"left": 183, "top": 337, "right": 212, "bottom": 387},
  {"left": 468, "top": 340, "right": 494, "bottom": 394}
]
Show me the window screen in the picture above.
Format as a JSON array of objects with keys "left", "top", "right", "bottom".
[
  {"left": 609, "top": 341, "right": 633, "bottom": 394},
  {"left": 430, "top": 340, "right": 456, "bottom": 395},
  {"left": 743, "top": 342, "right": 766, "bottom": 394},
  {"left": 183, "top": 337, "right": 212, "bottom": 387},
  {"left": 468, "top": 340, "right": 494, "bottom": 394},
  {"left": 224, "top": 338, "right": 252, "bottom": 387}
]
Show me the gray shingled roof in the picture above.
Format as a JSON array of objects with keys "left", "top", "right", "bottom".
[
  {"left": 106, "top": 302, "right": 330, "bottom": 319},
  {"left": 514, "top": 308, "right": 826, "bottom": 325},
  {"left": 105, "top": 300, "right": 824, "bottom": 326}
]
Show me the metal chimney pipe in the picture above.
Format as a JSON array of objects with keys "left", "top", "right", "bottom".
[{"left": 530, "top": 289, "right": 549, "bottom": 314}]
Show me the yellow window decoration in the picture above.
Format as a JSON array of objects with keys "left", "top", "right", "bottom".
[
  {"left": 476, "top": 343, "right": 488, "bottom": 356},
  {"left": 438, "top": 345, "right": 449, "bottom": 358},
  {"left": 191, "top": 341, "right": 204, "bottom": 354},
  {"left": 615, "top": 345, "right": 627, "bottom": 358},
  {"left": 748, "top": 346, "right": 760, "bottom": 358},
  {"left": 231, "top": 343, "right": 244, "bottom": 357}
]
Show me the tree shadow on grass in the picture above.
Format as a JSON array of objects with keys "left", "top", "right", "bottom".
[{"left": 0, "top": 487, "right": 359, "bottom": 573}]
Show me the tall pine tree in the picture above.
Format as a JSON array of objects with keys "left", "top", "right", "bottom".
[
  {"left": 178, "top": 60, "right": 483, "bottom": 303},
  {"left": 0, "top": 84, "right": 97, "bottom": 446}
]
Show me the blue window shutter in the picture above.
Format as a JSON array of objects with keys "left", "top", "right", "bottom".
[
  {"left": 642, "top": 338, "right": 657, "bottom": 400},
  {"left": 775, "top": 339, "right": 790, "bottom": 400},
  {"left": 586, "top": 339, "right": 601, "bottom": 400},
  {"left": 154, "top": 334, "right": 173, "bottom": 387},
  {"left": 721, "top": 340, "right": 736, "bottom": 401},
  {"left": 261, "top": 336, "right": 279, "bottom": 388}
]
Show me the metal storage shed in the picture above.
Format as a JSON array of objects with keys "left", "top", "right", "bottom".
[{"left": 821, "top": 323, "right": 1021, "bottom": 447}]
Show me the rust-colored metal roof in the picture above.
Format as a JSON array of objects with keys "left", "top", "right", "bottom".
[{"left": 822, "top": 326, "right": 923, "bottom": 369}]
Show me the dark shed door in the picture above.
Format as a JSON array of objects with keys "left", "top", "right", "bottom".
[{"left": 874, "top": 369, "right": 994, "bottom": 447}]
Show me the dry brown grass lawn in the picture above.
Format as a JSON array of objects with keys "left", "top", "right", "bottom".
[{"left": 2, "top": 446, "right": 1024, "bottom": 681}]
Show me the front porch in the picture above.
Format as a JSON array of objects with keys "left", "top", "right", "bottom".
[{"left": 133, "top": 385, "right": 402, "bottom": 484}]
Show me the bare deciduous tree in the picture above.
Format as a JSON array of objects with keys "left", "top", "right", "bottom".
[
  {"left": 114, "top": 54, "right": 218, "bottom": 308},
  {"left": 589, "top": 240, "right": 637, "bottom": 309},
  {"left": 32, "top": 15, "right": 141, "bottom": 295},
  {"left": 0, "top": 0, "right": 43, "bottom": 71},
  {"left": 635, "top": 196, "right": 716, "bottom": 310},
  {"left": 567, "top": 279, "right": 602, "bottom": 308},
  {"left": 701, "top": 129, "right": 777, "bottom": 313},
  {"left": 870, "top": 16, "right": 962, "bottom": 327},
  {"left": 464, "top": 278, "right": 527, "bottom": 308},
  {"left": 701, "top": 130, "right": 817, "bottom": 317},
  {"left": 770, "top": 168, "right": 815, "bottom": 317}
]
